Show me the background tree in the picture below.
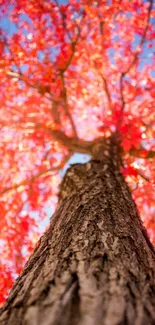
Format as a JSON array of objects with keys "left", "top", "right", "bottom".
[{"left": 0, "top": 0, "right": 154, "bottom": 308}]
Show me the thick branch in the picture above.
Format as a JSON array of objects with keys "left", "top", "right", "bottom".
[{"left": 7, "top": 119, "right": 155, "bottom": 161}]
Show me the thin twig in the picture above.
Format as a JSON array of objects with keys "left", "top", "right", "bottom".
[
  {"left": 95, "top": 2, "right": 113, "bottom": 112},
  {"left": 1, "top": 152, "right": 73, "bottom": 196},
  {"left": 138, "top": 170, "right": 150, "bottom": 182},
  {"left": 125, "top": 0, "right": 153, "bottom": 75},
  {"left": 100, "top": 74, "right": 113, "bottom": 112},
  {"left": 118, "top": 0, "right": 153, "bottom": 125},
  {"left": 6, "top": 70, "right": 56, "bottom": 102},
  {"left": 93, "top": 63, "right": 113, "bottom": 113},
  {"left": 60, "top": 72, "right": 78, "bottom": 138},
  {"left": 119, "top": 72, "right": 125, "bottom": 112},
  {"left": 54, "top": 0, "right": 81, "bottom": 73},
  {"left": 128, "top": 147, "right": 155, "bottom": 159}
]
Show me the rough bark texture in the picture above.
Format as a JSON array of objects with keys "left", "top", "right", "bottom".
[{"left": 0, "top": 137, "right": 155, "bottom": 325}]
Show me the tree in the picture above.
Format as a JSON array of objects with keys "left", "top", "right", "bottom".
[{"left": 0, "top": 0, "right": 155, "bottom": 322}]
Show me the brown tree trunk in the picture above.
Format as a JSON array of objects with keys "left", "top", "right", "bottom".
[{"left": 0, "top": 138, "right": 155, "bottom": 325}]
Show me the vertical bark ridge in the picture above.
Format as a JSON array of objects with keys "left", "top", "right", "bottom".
[{"left": 0, "top": 140, "right": 155, "bottom": 325}]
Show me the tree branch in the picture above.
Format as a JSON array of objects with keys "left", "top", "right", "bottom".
[
  {"left": 128, "top": 147, "right": 155, "bottom": 159},
  {"left": 0, "top": 152, "right": 73, "bottom": 196},
  {"left": 6, "top": 70, "right": 56, "bottom": 102},
  {"left": 125, "top": 0, "right": 153, "bottom": 75},
  {"left": 60, "top": 72, "right": 78, "bottom": 138},
  {"left": 55, "top": 0, "right": 81, "bottom": 73},
  {"left": 100, "top": 74, "right": 113, "bottom": 112},
  {"left": 60, "top": 26, "right": 81, "bottom": 73},
  {"left": 119, "top": 72, "right": 126, "bottom": 113},
  {"left": 118, "top": 0, "right": 153, "bottom": 125},
  {"left": 54, "top": 4, "right": 81, "bottom": 138},
  {"left": 93, "top": 62, "right": 113, "bottom": 113},
  {"left": 137, "top": 170, "right": 150, "bottom": 182}
]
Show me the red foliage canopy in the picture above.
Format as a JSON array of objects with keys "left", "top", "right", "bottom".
[{"left": 0, "top": 0, "right": 154, "bottom": 304}]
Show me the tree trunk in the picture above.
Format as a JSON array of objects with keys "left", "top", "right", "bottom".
[{"left": 0, "top": 137, "right": 155, "bottom": 325}]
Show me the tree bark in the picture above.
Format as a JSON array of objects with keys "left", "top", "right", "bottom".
[{"left": 0, "top": 137, "right": 155, "bottom": 325}]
